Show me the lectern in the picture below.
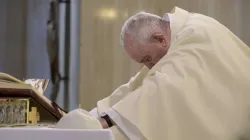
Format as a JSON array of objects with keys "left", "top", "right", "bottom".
[{"left": 0, "top": 73, "right": 65, "bottom": 127}]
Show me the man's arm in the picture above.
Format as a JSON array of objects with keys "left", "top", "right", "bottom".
[
  {"left": 89, "top": 108, "right": 116, "bottom": 128},
  {"left": 97, "top": 108, "right": 145, "bottom": 140}
]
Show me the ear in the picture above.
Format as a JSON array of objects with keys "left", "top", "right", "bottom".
[{"left": 153, "top": 34, "right": 167, "bottom": 47}]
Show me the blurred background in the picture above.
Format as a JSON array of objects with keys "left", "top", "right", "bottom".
[{"left": 0, "top": 0, "right": 249, "bottom": 112}]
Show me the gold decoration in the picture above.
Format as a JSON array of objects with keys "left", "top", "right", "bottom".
[
  {"left": 28, "top": 107, "right": 40, "bottom": 125},
  {"left": 0, "top": 99, "right": 30, "bottom": 127}
]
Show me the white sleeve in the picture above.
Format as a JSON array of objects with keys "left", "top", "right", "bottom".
[
  {"left": 89, "top": 108, "right": 99, "bottom": 117},
  {"left": 106, "top": 108, "right": 146, "bottom": 140}
]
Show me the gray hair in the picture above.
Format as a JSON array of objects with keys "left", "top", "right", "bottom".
[{"left": 120, "top": 12, "right": 169, "bottom": 46}]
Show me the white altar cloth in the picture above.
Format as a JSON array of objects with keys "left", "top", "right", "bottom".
[{"left": 0, "top": 128, "right": 114, "bottom": 140}]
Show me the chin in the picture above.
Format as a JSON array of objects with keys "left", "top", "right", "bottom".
[{"left": 147, "top": 64, "right": 155, "bottom": 69}]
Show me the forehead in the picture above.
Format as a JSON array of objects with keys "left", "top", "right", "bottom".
[
  {"left": 123, "top": 35, "right": 149, "bottom": 62},
  {"left": 123, "top": 34, "right": 136, "bottom": 46}
]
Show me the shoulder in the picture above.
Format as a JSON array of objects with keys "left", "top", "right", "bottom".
[
  {"left": 170, "top": 14, "right": 221, "bottom": 51},
  {"left": 169, "top": 24, "right": 213, "bottom": 53}
]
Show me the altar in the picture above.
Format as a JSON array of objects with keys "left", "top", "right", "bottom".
[
  {"left": 0, "top": 127, "right": 114, "bottom": 140},
  {"left": 0, "top": 73, "right": 114, "bottom": 140}
]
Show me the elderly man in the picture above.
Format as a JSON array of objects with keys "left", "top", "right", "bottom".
[{"left": 90, "top": 7, "right": 250, "bottom": 140}]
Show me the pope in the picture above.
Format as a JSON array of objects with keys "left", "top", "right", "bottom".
[{"left": 88, "top": 7, "right": 250, "bottom": 140}]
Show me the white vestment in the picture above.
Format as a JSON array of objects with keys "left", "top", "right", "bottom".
[{"left": 96, "top": 7, "right": 250, "bottom": 140}]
